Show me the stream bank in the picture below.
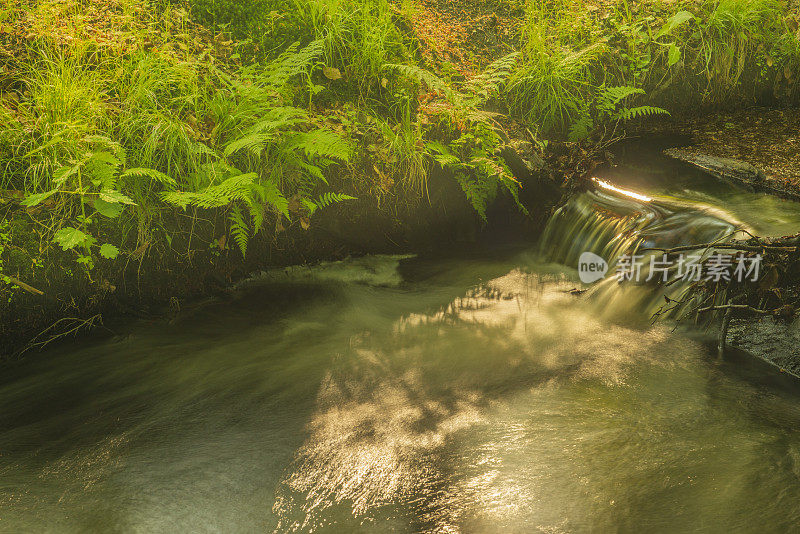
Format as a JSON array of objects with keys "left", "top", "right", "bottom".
[{"left": 0, "top": 142, "right": 562, "bottom": 359}]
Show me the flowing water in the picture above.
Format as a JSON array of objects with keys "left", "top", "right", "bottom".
[{"left": 2, "top": 151, "right": 800, "bottom": 533}]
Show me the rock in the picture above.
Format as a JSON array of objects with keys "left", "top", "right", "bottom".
[
  {"left": 729, "top": 317, "right": 800, "bottom": 378},
  {"left": 664, "top": 148, "right": 765, "bottom": 185},
  {"left": 664, "top": 147, "right": 800, "bottom": 201},
  {"left": 501, "top": 140, "right": 545, "bottom": 178}
]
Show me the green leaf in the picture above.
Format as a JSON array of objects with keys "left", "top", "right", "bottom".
[
  {"left": 656, "top": 11, "right": 694, "bottom": 38},
  {"left": 21, "top": 189, "right": 57, "bottom": 208},
  {"left": 668, "top": 44, "right": 681, "bottom": 67},
  {"left": 229, "top": 205, "right": 249, "bottom": 258},
  {"left": 322, "top": 66, "right": 342, "bottom": 80},
  {"left": 53, "top": 227, "right": 95, "bottom": 250},
  {"left": 93, "top": 197, "right": 125, "bottom": 218},
  {"left": 53, "top": 165, "right": 78, "bottom": 186},
  {"left": 89, "top": 150, "right": 120, "bottom": 167},
  {"left": 99, "top": 189, "right": 136, "bottom": 205},
  {"left": 99, "top": 243, "right": 119, "bottom": 259}
]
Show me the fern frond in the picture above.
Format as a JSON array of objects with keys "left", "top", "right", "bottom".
[
  {"left": 315, "top": 192, "right": 356, "bottom": 209},
  {"left": 568, "top": 112, "right": 594, "bottom": 142},
  {"left": 85, "top": 151, "right": 121, "bottom": 190},
  {"left": 251, "top": 179, "right": 289, "bottom": 218},
  {"left": 223, "top": 133, "right": 276, "bottom": 157},
  {"left": 264, "top": 40, "right": 325, "bottom": 90},
  {"left": 229, "top": 204, "right": 249, "bottom": 258},
  {"left": 161, "top": 173, "right": 257, "bottom": 209},
  {"left": 384, "top": 64, "right": 459, "bottom": 102},
  {"left": 244, "top": 107, "right": 307, "bottom": 135},
  {"left": 464, "top": 52, "right": 520, "bottom": 104},
  {"left": 85, "top": 135, "right": 126, "bottom": 164},
  {"left": 616, "top": 105, "right": 670, "bottom": 120},
  {"left": 285, "top": 130, "right": 352, "bottom": 162},
  {"left": 122, "top": 167, "right": 177, "bottom": 188},
  {"left": 191, "top": 142, "right": 218, "bottom": 157},
  {"left": 602, "top": 86, "right": 645, "bottom": 105},
  {"left": 426, "top": 141, "right": 463, "bottom": 168}
]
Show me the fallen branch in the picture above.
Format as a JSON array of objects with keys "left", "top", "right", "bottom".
[
  {"left": 641, "top": 243, "right": 798, "bottom": 254},
  {"left": 697, "top": 303, "right": 778, "bottom": 315},
  {"left": 2, "top": 274, "right": 44, "bottom": 296},
  {"left": 15, "top": 314, "right": 108, "bottom": 358}
]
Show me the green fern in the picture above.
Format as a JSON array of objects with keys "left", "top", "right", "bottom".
[
  {"left": 284, "top": 130, "right": 352, "bottom": 162},
  {"left": 600, "top": 86, "right": 645, "bottom": 106},
  {"left": 569, "top": 86, "right": 670, "bottom": 140},
  {"left": 161, "top": 173, "right": 257, "bottom": 209},
  {"left": 384, "top": 63, "right": 458, "bottom": 102},
  {"left": 568, "top": 109, "right": 594, "bottom": 142},
  {"left": 616, "top": 105, "right": 671, "bottom": 120},
  {"left": 302, "top": 192, "right": 356, "bottom": 217},
  {"left": 248, "top": 179, "right": 289, "bottom": 224},
  {"left": 263, "top": 40, "right": 325, "bottom": 90},
  {"left": 463, "top": 52, "right": 520, "bottom": 104},
  {"left": 427, "top": 131, "right": 526, "bottom": 221},
  {"left": 121, "top": 167, "right": 177, "bottom": 188},
  {"left": 229, "top": 204, "right": 249, "bottom": 258},
  {"left": 223, "top": 133, "right": 277, "bottom": 158},
  {"left": 316, "top": 191, "right": 356, "bottom": 209}
]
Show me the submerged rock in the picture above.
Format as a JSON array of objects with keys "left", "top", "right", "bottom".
[
  {"left": 662, "top": 148, "right": 800, "bottom": 200},
  {"left": 728, "top": 318, "right": 800, "bottom": 378}
]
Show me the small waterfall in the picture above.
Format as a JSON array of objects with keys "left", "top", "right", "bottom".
[{"left": 540, "top": 181, "right": 750, "bottom": 320}]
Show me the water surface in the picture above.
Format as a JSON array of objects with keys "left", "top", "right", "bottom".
[
  {"left": 2, "top": 153, "right": 800, "bottom": 532},
  {"left": 2, "top": 251, "right": 800, "bottom": 533}
]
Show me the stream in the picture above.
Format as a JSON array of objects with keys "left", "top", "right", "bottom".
[{"left": 2, "top": 151, "right": 800, "bottom": 533}]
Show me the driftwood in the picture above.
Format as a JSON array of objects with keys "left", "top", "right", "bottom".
[{"left": 651, "top": 232, "right": 800, "bottom": 355}]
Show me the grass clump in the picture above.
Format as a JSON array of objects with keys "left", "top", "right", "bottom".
[{"left": 503, "top": 0, "right": 800, "bottom": 139}]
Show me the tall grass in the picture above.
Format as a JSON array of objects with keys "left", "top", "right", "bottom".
[
  {"left": 115, "top": 53, "right": 214, "bottom": 184},
  {"left": 3, "top": 47, "right": 111, "bottom": 192},
  {"left": 695, "top": 0, "right": 792, "bottom": 103},
  {"left": 300, "top": 0, "right": 408, "bottom": 93},
  {"left": 504, "top": 0, "right": 800, "bottom": 136}
]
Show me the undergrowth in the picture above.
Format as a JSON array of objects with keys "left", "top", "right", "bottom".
[{"left": 506, "top": 0, "right": 800, "bottom": 136}]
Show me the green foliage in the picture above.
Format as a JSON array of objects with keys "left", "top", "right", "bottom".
[
  {"left": 295, "top": 0, "right": 410, "bottom": 95},
  {"left": 19, "top": 136, "right": 139, "bottom": 268},
  {"left": 387, "top": 51, "right": 520, "bottom": 111},
  {"left": 507, "top": 0, "right": 800, "bottom": 136},
  {"left": 463, "top": 52, "right": 521, "bottom": 107},
  {"left": 427, "top": 122, "right": 527, "bottom": 222},
  {"left": 2, "top": 47, "right": 111, "bottom": 192},
  {"left": 384, "top": 54, "right": 528, "bottom": 218},
  {"left": 375, "top": 100, "right": 429, "bottom": 195},
  {"left": 384, "top": 63, "right": 458, "bottom": 101},
  {"left": 229, "top": 204, "right": 250, "bottom": 258},
  {"left": 6, "top": 0, "right": 796, "bottom": 301},
  {"left": 568, "top": 86, "right": 669, "bottom": 141},
  {"left": 186, "top": 0, "right": 313, "bottom": 54},
  {"left": 2, "top": 33, "right": 358, "bottom": 275},
  {"left": 506, "top": 39, "right": 605, "bottom": 133},
  {"left": 302, "top": 192, "right": 357, "bottom": 217},
  {"left": 152, "top": 40, "right": 354, "bottom": 254}
]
